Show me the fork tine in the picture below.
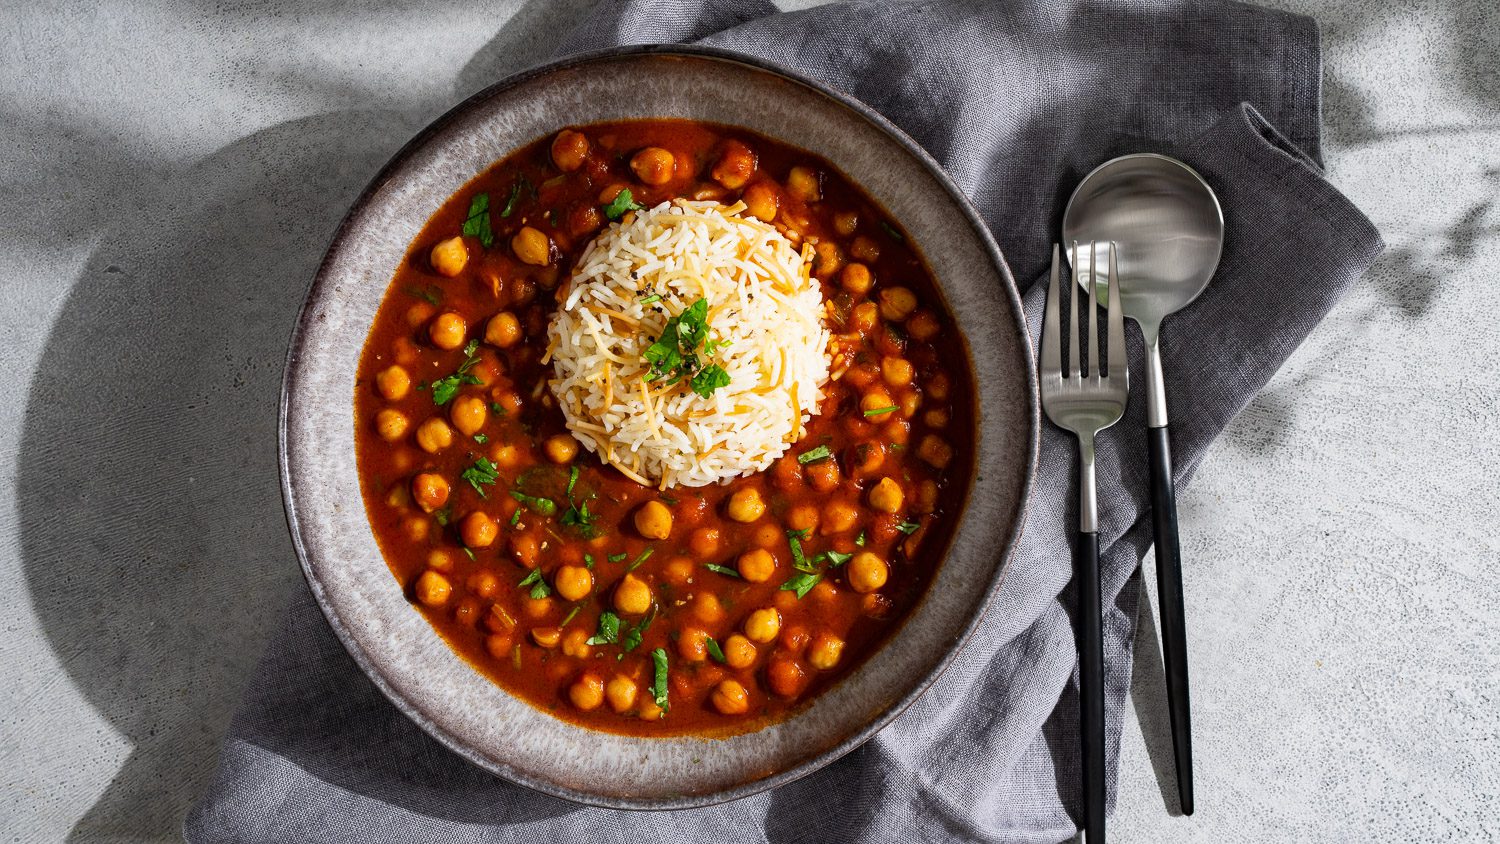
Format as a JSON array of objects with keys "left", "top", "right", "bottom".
[
  {"left": 1087, "top": 241, "right": 1100, "bottom": 379},
  {"left": 1043, "top": 244, "right": 1061, "bottom": 376},
  {"left": 1107, "top": 241, "right": 1127, "bottom": 379},
  {"left": 1068, "top": 241, "right": 1082, "bottom": 378}
]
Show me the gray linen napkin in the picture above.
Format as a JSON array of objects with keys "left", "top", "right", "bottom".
[{"left": 187, "top": 1, "right": 1382, "bottom": 841}]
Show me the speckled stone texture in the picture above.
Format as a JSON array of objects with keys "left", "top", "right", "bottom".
[{"left": 0, "top": 0, "right": 1494, "bottom": 842}]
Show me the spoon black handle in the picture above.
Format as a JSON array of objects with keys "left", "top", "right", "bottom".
[
  {"left": 1076, "top": 530, "right": 1106, "bottom": 843},
  {"left": 1146, "top": 424, "right": 1193, "bottom": 815}
]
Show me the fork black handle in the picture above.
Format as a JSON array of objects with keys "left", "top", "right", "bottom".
[
  {"left": 1076, "top": 530, "right": 1106, "bottom": 843},
  {"left": 1147, "top": 424, "right": 1194, "bottom": 815}
]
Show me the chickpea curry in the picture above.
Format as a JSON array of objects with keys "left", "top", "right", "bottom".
[{"left": 354, "top": 119, "right": 975, "bottom": 736}]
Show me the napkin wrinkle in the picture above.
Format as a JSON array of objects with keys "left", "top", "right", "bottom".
[{"left": 186, "top": 3, "right": 1384, "bottom": 842}]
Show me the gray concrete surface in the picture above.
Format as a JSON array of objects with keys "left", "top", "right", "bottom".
[{"left": 0, "top": 1, "right": 1495, "bottom": 841}]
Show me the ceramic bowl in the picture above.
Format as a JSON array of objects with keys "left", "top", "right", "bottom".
[{"left": 281, "top": 45, "right": 1037, "bottom": 809}]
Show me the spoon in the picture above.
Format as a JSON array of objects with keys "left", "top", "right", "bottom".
[{"left": 1062, "top": 153, "right": 1224, "bottom": 816}]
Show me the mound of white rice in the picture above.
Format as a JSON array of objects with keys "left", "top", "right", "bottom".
[{"left": 547, "top": 199, "right": 831, "bottom": 488}]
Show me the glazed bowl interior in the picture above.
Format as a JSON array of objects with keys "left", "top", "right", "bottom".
[{"left": 282, "top": 46, "right": 1037, "bottom": 809}]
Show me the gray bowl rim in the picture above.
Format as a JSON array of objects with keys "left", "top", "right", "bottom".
[{"left": 278, "top": 42, "right": 1040, "bottom": 811}]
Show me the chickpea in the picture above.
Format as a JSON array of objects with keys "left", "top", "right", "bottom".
[
  {"left": 402, "top": 516, "right": 429, "bottom": 542},
  {"left": 459, "top": 511, "right": 498, "bottom": 548},
  {"left": 737, "top": 548, "right": 777, "bottom": 583},
  {"left": 494, "top": 389, "right": 523, "bottom": 415},
  {"left": 531, "top": 626, "right": 563, "bottom": 648},
  {"left": 430, "top": 236, "right": 468, "bottom": 277},
  {"left": 375, "top": 409, "right": 409, "bottom": 442},
  {"left": 742, "top": 181, "right": 779, "bottom": 222},
  {"left": 848, "top": 552, "right": 889, "bottom": 593},
  {"left": 850, "top": 441, "right": 886, "bottom": 477},
  {"left": 850, "top": 235, "right": 880, "bottom": 263},
  {"left": 427, "top": 549, "right": 455, "bottom": 572},
  {"left": 833, "top": 210, "right": 859, "bottom": 237},
  {"left": 907, "top": 310, "right": 939, "bottom": 341},
  {"left": 786, "top": 166, "right": 821, "bottom": 202},
  {"left": 551, "top": 129, "right": 590, "bottom": 171},
  {"left": 467, "top": 570, "right": 500, "bottom": 599},
  {"left": 568, "top": 203, "right": 602, "bottom": 237},
  {"left": 510, "top": 532, "right": 539, "bottom": 567},
  {"left": 677, "top": 627, "right": 710, "bottom": 662},
  {"left": 606, "top": 675, "right": 639, "bottom": 713},
  {"left": 726, "top": 488, "right": 766, "bottom": 523},
  {"left": 809, "top": 579, "right": 840, "bottom": 602},
  {"left": 772, "top": 453, "right": 804, "bottom": 489},
  {"left": 828, "top": 500, "right": 864, "bottom": 533},
  {"left": 428, "top": 311, "right": 467, "bottom": 350},
  {"left": 494, "top": 629, "right": 531, "bottom": 662},
  {"left": 569, "top": 674, "right": 605, "bottom": 711},
  {"left": 850, "top": 301, "right": 879, "bottom": 333},
  {"left": 634, "top": 500, "right": 673, "bottom": 540},
  {"left": 410, "top": 472, "right": 450, "bottom": 513},
  {"left": 554, "top": 565, "right": 593, "bottom": 602},
  {"left": 881, "top": 356, "right": 915, "bottom": 388},
  {"left": 543, "top": 433, "right": 579, "bottom": 464},
  {"left": 869, "top": 477, "right": 904, "bottom": 514},
  {"left": 406, "top": 302, "right": 436, "bottom": 328},
  {"left": 691, "top": 592, "right": 726, "bottom": 625},
  {"left": 711, "top": 679, "right": 751, "bottom": 715},
  {"left": 485, "top": 311, "right": 521, "bottom": 348},
  {"left": 912, "top": 374, "right": 943, "bottom": 407},
  {"left": 915, "top": 479, "right": 939, "bottom": 514},
  {"left": 916, "top": 435, "right": 954, "bottom": 469},
  {"left": 808, "top": 633, "right": 846, "bottom": 670},
  {"left": 711, "top": 140, "right": 757, "bottom": 189},
  {"left": 449, "top": 394, "right": 487, "bottom": 436},
  {"left": 413, "top": 570, "right": 452, "bottom": 607},
  {"left": 689, "top": 526, "right": 721, "bottom": 559},
  {"left": 861, "top": 390, "right": 894, "bottom": 415},
  {"left": 743, "top": 607, "right": 781, "bottom": 643},
  {"left": 415, "top": 417, "right": 453, "bottom": 453},
  {"left": 665, "top": 557, "right": 695, "bottom": 585},
  {"left": 841, "top": 262, "right": 873, "bottom": 294},
  {"left": 523, "top": 596, "right": 553, "bottom": 619},
  {"left": 787, "top": 505, "right": 820, "bottom": 533},
  {"left": 629, "top": 147, "right": 676, "bottom": 185},
  {"left": 767, "top": 654, "right": 810, "bottom": 698},
  {"left": 878, "top": 287, "right": 918, "bottom": 321},
  {"left": 562, "top": 627, "right": 592, "bottom": 659},
  {"left": 638, "top": 699, "right": 664, "bottom": 721},
  {"left": 779, "top": 625, "right": 810, "bottom": 653},
  {"left": 614, "top": 574, "right": 653, "bottom": 615},
  {"left": 491, "top": 444, "right": 521, "bottom": 469},
  {"left": 391, "top": 336, "right": 419, "bottom": 365},
  {"left": 924, "top": 408, "right": 950, "bottom": 429},
  {"left": 752, "top": 522, "right": 783, "bottom": 548},
  {"left": 722, "top": 634, "right": 757, "bottom": 669},
  {"left": 899, "top": 392, "right": 922, "bottom": 420},
  {"left": 805, "top": 459, "right": 840, "bottom": 493},
  {"left": 512, "top": 226, "right": 553, "bottom": 266},
  {"left": 813, "top": 241, "right": 843, "bottom": 277},
  {"left": 376, "top": 365, "right": 411, "bottom": 400}
]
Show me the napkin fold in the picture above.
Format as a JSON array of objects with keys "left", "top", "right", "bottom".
[{"left": 187, "top": 2, "right": 1382, "bottom": 841}]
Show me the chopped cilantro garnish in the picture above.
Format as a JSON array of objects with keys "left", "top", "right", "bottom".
[
  {"left": 561, "top": 605, "right": 581, "bottom": 626},
  {"left": 780, "top": 571, "right": 822, "bottom": 599},
  {"left": 586, "top": 611, "right": 620, "bottom": 645},
  {"left": 462, "top": 546, "right": 475, "bottom": 561},
  {"left": 403, "top": 285, "right": 442, "bottom": 305},
  {"left": 489, "top": 401, "right": 506, "bottom": 416},
  {"left": 509, "top": 490, "right": 556, "bottom": 516},
  {"left": 651, "top": 648, "right": 670, "bottom": 711},
  {"left": 896, "top": 520, "right": 921, "bottom": 535},
  {"left": 639, "top": 293, "right": 662, "bottom": 305},
  {"left": 428, "top": 339, "right": 483, "bottom": 405},
  {"left": 433, "top": 505, "right": 451, "bottom": 527},
  {"left": 565, "top": 465, "right": 580, "bottom": 497},
  {"left": 786, "top": 530, "right": 816, "bottom": 573},
  {"left": 703, "top": 563, "right": 741, "bottom": 579},
  {"left": 517, "top": 568, "right": 550, "bottom": 600},
  {"left": 500, "top": 177, "right": 526, "bottom": 218},
  {"left": 462, "top": 193, "right": 494, "bottom": 248},
  {"left": 856, "top": 530, "right": 867, "bottom": 547},
  {"left": 820, "top": 550, "right": 854, "bottom": 566},
  {"left": 603, "top": 188, "right": 643, "bottom": 221},
  {"left": 560, "top": 499, "right": 597, "bottom": 536},
  {"left": 460, "top": 457, "right": 500, "bottom": 498},
  {"left": 508, "top": 508, "right": 521, "bottom": 528},
  {"left": 608, "top": 552, "right": 627, "bottom": 563},
  {"left": 473, "top": 433, "right": 488, "bottom": 444},
  {"left": 620, "top": 607, "right": 656, "bottom": 653},
  {"left": 642, "top": 298, "right": 730, "bottom": 398},
  {"left": 862, "top": 405, "right": 900, "bottom": 417},
  {"left": 879, "top": 219, "right": 905, "bottom": 242},
  {"left": 705, "top": 636, "right": 726, "bottom": 664},
  {"left": 625, "top": 548, "right": 654, "bottom": 573},
  {"left": 797, "top": 445, "right": 832, "bottom": 465},
  {"left": 690, "top": 364, "right": 731, "bottom": 399},
  {"left": 583, "top": 553, "right": 595, "bottom": 569}
]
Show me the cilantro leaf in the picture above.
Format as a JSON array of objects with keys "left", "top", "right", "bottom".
[
  {"left": 651, "top": 647, "right": 670, "bottom": 711},
  {"left": 821, "top": 550, "right": 853, "bottom": 567},
  {"left": 603, "top": 188, "right": 643, "bottom": 221},
  {"left": 586, "top": 611, "right": 621, "bottom": 646},
  {"left": 462, "top": 193, "right": 494, "bottom": 248},
  {"left": 460, "top": 457, "right": 500, "bottom": 498},
  {"left": 879, "top": 219, "right": 905, "bottom": 242},
  {"left": 855, "top": 530, "right": 867, "bottom": 547},
  {"left": 705, "top": 636, "right": 726, "bottom": 664},
  {"left": 797, "top": 445, "right": 832, "bottom": 465},
  {"left": 500, "top": 177, "right": 526, "bottom": 218},
  {"left": 863, "top": 405, "right": 900, "bottom": 417},
  {"left": 517, "top": 568, "right": 551, "bottom": 599},
  {"left": 510, "top": 490, "right": 556, "bottom": 516},
  {"left": 780, "top": 571, "right": 822, "bottom": 599},
  {"left": 625, "top": 548, "right": 654, "bottom": 573},
  {"left": 428, "top": 339, "right": 483, "bottom": 406},
  {"left": 690, "top": 364, "right": 731, "bottom": 399},
  {"left": 620, "top": 607, "right": 656, "bottom": 653},
  {"left": 703, "top": 563, "right": 741, "bottom": 579},
  {"left": 608, "top": 552, "right": 627, "bottom": 563},
  {"left": 896, "top": 520, "right": 920, "bottom": 535}
]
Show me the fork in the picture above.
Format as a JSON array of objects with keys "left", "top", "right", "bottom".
[{"left": 1041, "top": 241, "right": 1128, "bottom": 843}]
